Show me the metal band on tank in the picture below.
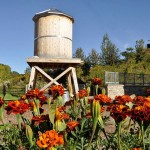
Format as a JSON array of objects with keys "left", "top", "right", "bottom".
[{"left": 34, "top": 35, "right": 72, "bottom": 41}]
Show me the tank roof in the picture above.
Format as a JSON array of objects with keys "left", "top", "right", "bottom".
[{"left": 33, "top": 8, "right": 74, "bottom": 22}]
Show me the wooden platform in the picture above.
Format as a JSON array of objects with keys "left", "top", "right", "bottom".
[{"left": 27, "top": 57, "right": 83, "bottom": 68}]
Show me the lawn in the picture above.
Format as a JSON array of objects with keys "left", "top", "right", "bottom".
[{"left": 0, "top": 93, "right": 19, "bottom": 100}]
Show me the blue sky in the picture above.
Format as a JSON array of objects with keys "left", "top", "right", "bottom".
[{"left": 0, "top": 0, "right": 150, "bottom": 74}]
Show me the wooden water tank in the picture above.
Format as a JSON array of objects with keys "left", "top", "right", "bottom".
[{"left": 33, "top": 9, "right": 74, "bottom": 58}]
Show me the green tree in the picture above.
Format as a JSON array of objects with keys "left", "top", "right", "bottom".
[
  {"left": 24, "top": 66, "right": 31, "bottom": 74},
  {"left": 73, "top": 48, "right": 85, "bottom": 60},
  {"left": 101, "top": 33, "right": 120, "bottom": 65},
  {"left": 121, "top": 47, "right": 135, "bottom": 61},
  {"left": 121, "top": 47, "right": 136, "bottom": 72},
  {"left": 88, "top": 49, "right": 100, "bottom": 67},
  {"left": 135, "top": 39, "right": 145, "bottom": 63}
]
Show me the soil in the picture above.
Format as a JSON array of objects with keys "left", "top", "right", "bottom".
[{"left": 0, "top": 104, "right": 115, "bottom": 134}]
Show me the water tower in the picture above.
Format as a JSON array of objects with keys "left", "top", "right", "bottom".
[{"left": 27, "top": 8, "right": 83, "bottom": 94}]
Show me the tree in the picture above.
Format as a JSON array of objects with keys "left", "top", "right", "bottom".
[
  {"left": 73, "top": 48, "right": 85, "bottom": 60},
  {"left": 101, "top": 33, "right": 120, "bottom": 65},
  {"left": 121, "top": 47, "right": 135, "bottom": 62},
  {"left": 88, "top": 49, "right": 101, "bottom": 67},
  {"left": 135, "top": 39, "right": 145, "bottom": 63},
  {"left": 24, "top": 66, "right": 31, "bottom": 74}
]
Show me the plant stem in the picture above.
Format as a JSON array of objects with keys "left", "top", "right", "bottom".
[
  {"left": 0, "top": 105, "right": 5, "bottom": 124},
  {"left": 89, "top": 118, "right": 98, "bottom": 146},
  {"left": 127, "top": 117, "right": 132, "bottom": 132},
  {"left": 118, "top": 122, "right": 122, "bottom": 150},
  {"left": 17, "top": 114, "right": 21, "bottom": 130},
  {"left": 141, "top": 121, "right": 145, "bottom": 150}
]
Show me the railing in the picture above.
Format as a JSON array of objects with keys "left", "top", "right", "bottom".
[
  {"left": 104, "top": 71, "right": 119, "bottom": 84},
  {"left": 119, "top": 73, "right": 150, "bottom": 86},
  {"left": 104, "top": 71, "right": 150, "bottom": 86},
  {"left": 8, "top": 87, "right": 25, "bottom": 96}
]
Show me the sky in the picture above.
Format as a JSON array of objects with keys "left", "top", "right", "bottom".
[{"left": 0, "top": 0, "right": 150, "bottom": 74}]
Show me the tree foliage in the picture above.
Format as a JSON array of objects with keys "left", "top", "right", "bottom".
[
  {"left": 135, "top": 39, "right": 146, "bottom": 63},
  {"left": 88, "top": 49, "right": 101, "bottom": 67},
  {"left": 101, "top": 33, "right": 120, "bottom": 65},
  {"left": 73, "top": 48, "right": 85, "bottom": 60}
]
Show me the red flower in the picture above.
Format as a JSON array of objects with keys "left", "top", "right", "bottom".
[
  {"left": 94, "top": 94, "right": 112, "bottom": 104},
  {"left": 32, "top": 114, "right": 50, "bottom": 126},
  {"left": 5, "top": 100, "right": 29, "bottom": 115},
  {"left": 92, "top": 78, "right": 102, "bottom": 85},
  {"left": 23, "top": 89, "right": 47, "bottom": 104},
  {"left": 79, "top": 89, "right": 88, "bottom": 99},
  {"left": 50, "top": 85, "right": 64, "bottom": 98},
  {"left": 114, "top": 95, "right": 133, "bottom": 104},
  {"left": 131, "top": 105, "right": 150, "bottom": 122},
  {"left": 108, "top": 104, "right": 130, "bottom": 122},
  {"left": 67, "top": 121, "right": 79, "bottom": 130}
]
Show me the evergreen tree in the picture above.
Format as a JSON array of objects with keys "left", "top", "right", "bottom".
[
  {"left": 101, "top": 33, "right": 120, "bottom": 65},
  {"left": 88, "top": 49, "right": 101, "bottom": 67},
  {"left": 121, "top": 47, "right": 135, "bottom": 62},
  {"left": 73, "top": 48, "right": 85, "bottom": 60},
  {"left": 135, "top": 39, "right": 145, "bottom": 63}
]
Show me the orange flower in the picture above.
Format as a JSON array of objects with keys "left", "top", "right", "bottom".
[
  {"left": 115, "top": 95, "right": 133, "bottom": 104},
  {"left": 79, "top": 89, "right": 88, "bottom": 99},
  {"left": 32, "top": 114, "right": 50, "bottom": 126},
  {"left": 5, "top": 100, "right": 29, "bottom": 115},
  {"left": 55, "top": 107, "right": 69, "bottom": 121},
  {"left": 92, "top": 77, "right": 102, "bottom": 85},
  {"left": 36, "top": 130, "right": 64, "bottom": 149},
  {"left": 50, "top": 85, "right": 64, "bottom": 98},
  {"left": 94, "top": 94, "right": 112, "bottom": 104},
  {"left": 67, "top": 121, "right": 79, "bottom": 130},
  {"left": 132, "top": 148, "right": 142, "bottom": 150},
  {"left": 143, "top": 97, "right": 150, "bottom": 108}
]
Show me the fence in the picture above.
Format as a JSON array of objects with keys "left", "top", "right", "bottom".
[
  {"left": 8, "top": 87, "right": 25, "bottom": 97},
  {"left": 119, "top": 73, "right": 150, "bottom": 85},
  {"left": 104, "top": 71, "right": 150, "bottom": 86}
]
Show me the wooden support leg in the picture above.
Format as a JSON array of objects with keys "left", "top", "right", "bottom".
[
  {"left": 67, "top": 72, "right": 73, "bottom": 96},
  {"left": 71, "top": 67, "right": 79, "bottom": 94},
  {"left": 28, "top": 67, "right": 37, "bottom": 90}
]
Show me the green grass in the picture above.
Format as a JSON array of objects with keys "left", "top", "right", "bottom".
[{"left": 0, "top": 93, "right": 19, "bottom": 100}]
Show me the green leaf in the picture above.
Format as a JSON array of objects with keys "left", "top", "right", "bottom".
[
  {"left": 81, "top": 118, "right": 87, "bottom": 132},
  {"left": 56, "top": 120, "right": 66, "bottom": 132},
  {"left": 71, "top": 131, "right": 78, "bottom": 138},
  {"left": 48, "top": 101, "right": 57, "bottom": 126}
]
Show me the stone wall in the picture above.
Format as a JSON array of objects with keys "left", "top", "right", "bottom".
[{"left": 106, "top": 84, "right": 124, "bottom": 100}]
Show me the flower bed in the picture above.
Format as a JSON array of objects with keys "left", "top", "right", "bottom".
[{"left": 0, "top": 79, "right": 150, "bottom": 150}]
